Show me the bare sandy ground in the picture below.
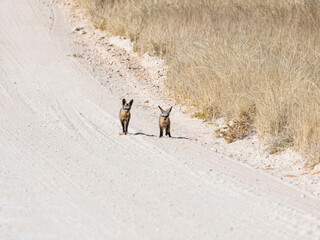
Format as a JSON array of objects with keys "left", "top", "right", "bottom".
[{"left": 1, "top": 0, "right": 320, "bottom": 239}]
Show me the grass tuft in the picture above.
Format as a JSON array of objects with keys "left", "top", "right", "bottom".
[
  {"left": 266, "top": 133, "right": 294, "bottom": 154},
  {"left": 215, "top": 110, "right": 255, "bottom": 143}
]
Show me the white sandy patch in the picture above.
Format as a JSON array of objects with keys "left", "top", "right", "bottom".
[{"left": 108, "top": 36, "right": 134, "bottom": 53}]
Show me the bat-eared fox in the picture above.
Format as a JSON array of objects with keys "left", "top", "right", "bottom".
[
  {"left": 158, "top": 106, "right": 172, "bottom": 138},
  {"left": 119, "top": 99, "right": 133, "bottom": 134}
]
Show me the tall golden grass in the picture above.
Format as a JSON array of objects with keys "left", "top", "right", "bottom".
[{"left": 77, "top": 0, "right": 320, "bottom": 166}]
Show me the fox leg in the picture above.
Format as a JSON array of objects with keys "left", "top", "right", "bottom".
[
  {"left": 166, "top": 126, "right": 171, "bottom": 137},
  {"left": 126, "top": 120, "right": 130, "bottom": 134},
  {"left": 121, "top": 120, "right": 125, "bottom": 133},
  {"left": 159, "top": 126, "right": 163, "bottom": 138},
  {"left": 124, "top": 120, "right": 128, "bottom": 135}
]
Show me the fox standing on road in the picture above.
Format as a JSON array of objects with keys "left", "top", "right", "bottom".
[
  {"left": 158, "top": 105, "right": 172, "bottom": 138},
  {"left": 119, "top": 99, "right": 133, "bottom": 135}
]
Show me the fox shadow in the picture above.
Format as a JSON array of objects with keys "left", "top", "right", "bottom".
[
  {"left": 134, "top": 132, "right": 157, "bottom": 137},
  {"left": 134, "top": 132, "right": 188, "bottom": 140},
  {"left": 171, "top": 136, "right": 188, "bottom": 140}
]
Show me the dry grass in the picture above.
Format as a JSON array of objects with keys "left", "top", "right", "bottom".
[{"left": 76, "top": 0, "right": 320, "bottom": 166}]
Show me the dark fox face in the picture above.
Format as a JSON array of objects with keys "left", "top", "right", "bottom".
[
  {"left": 122, "top": 99, "right": 134, "bottom": 112},
  {"left": 158, "top": 106, "right": 172, "bottom": 120}
]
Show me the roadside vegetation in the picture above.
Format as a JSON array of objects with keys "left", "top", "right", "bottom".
[{"left": 76, "top": 0, "right": 320, "bottom": 166}]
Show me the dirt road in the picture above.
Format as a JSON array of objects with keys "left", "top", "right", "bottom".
[{"left": 1, "top": 0, "right": 320, "bottom": 239}]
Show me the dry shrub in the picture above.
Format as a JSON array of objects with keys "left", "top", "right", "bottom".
[
  {"left": 215, "top": 110, "right": 255, "bottom": 143},
  {"left": 76, "top": 0, "right": 320, "bottom": 165},
  {"left": 266, "top": 133, "right": 294, "bottom": 155}
]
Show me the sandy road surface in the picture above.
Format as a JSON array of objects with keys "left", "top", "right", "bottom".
[{"left": 1, "top": 0, "right": 320, "bottom": 239}]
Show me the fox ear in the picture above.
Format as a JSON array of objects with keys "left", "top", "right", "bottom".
[
  {"left": 158, "top": 105, "right": 164, "bottom": 113},
  {"left": 122, "top": 99, "right": 126, "bottom": 105},
  {"left": 129, "top": 99, "right": 134, "bottom": 106},
  {"left": 168, "top": 106, "right": 172, "bottom": 114}
]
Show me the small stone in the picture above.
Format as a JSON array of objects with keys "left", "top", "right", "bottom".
[{"left": 74, "top": 27, "right": 83, "bottom": 31}]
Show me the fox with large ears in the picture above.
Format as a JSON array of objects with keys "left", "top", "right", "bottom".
[
  {"left": 158, "top": 106, "right": 172, "bottom": 138},
  {"left": 119, "top": 99, "right": 134, "bottom": 135}
]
